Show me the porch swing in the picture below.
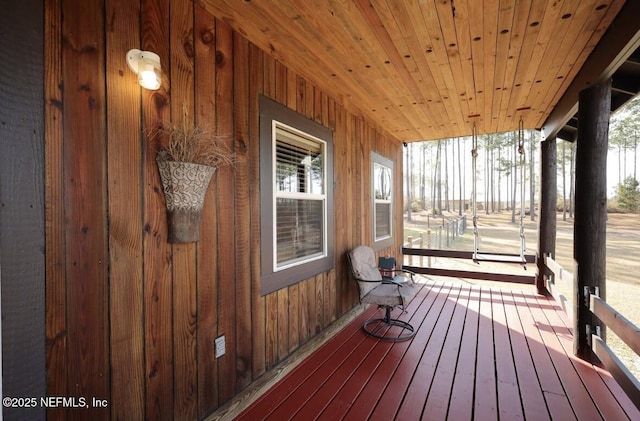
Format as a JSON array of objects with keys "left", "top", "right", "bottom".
[{"left": 470, "top": 121, "right": 528, "bottom": 268}]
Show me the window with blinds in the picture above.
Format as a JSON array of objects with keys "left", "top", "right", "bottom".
[
  {"left": 372, "top": 152, "right": 393, "bottom": 249},
  {"left": 259, "top": 95, "right": 334, "bottom": 295},
  {"left": 274, "top": 124, "right": 327, "bottom": 270}
]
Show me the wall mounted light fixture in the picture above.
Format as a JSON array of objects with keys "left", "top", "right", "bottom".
[{"left": 126, "top": 49, "right": 162, "bottom": 90}]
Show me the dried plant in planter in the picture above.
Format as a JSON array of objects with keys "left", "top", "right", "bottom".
[
  {"left": 157, "top": 121, "right": 236, "bottom": 168},
  {"left": 153, "top": 117, "right": 236, "bottom": 243}
]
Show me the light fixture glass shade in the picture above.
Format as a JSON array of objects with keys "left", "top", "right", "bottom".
[{"left": 126, "top": 49, "right": 162, "bottom": 90}]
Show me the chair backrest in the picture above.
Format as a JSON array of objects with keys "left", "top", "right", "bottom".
[{"left": 348, "top": 245, "right": 382, "bottom": 298}]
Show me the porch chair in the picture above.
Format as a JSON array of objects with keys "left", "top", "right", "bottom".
[{"left": 348, "top": 245, "right": 418, "bottom": 341}]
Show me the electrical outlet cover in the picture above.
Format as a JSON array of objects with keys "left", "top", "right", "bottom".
[{"left": 215, "top": 335, "right": 226, "bottom": 358}]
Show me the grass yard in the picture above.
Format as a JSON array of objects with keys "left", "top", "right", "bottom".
[{"left": 403, "top": 210, "right": 640, "bottom": 380}]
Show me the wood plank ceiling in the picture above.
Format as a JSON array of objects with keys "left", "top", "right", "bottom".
[{"left": 202, "top": 0, "right": 627, "bottom": 142}]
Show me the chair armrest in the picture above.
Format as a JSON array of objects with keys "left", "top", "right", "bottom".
[
  {"left": 381, "top": 279, "right": 405, "bottom": 287},
  {"left": 354, "top": 277, "right": 383, "bottom": 283},
  {"left": 382, "top": 268, "right": 415, "bottom": 283}
]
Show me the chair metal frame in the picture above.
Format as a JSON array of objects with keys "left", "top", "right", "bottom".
[{"left": 348, "top": 247, "right": 417, "bottom": 341}]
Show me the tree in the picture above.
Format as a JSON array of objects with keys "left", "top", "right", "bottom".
[
  {"left": 610, "top": 96, "right": 640, "bottom": 182},
  {"left": 615, "top": 176, "right": 640, "bottom": 212}
]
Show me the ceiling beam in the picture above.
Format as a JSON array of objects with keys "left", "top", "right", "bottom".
[{"left": 541, "top": 0, "right": 640, "bottom": 140}]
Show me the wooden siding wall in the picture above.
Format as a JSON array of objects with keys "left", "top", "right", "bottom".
[{"left": 44, "top": 1, "right": 403, "bottom": 419}]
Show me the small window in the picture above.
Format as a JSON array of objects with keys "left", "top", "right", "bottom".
[
  {"left": 260, "top": 96, "right": 334, "bottom": 295},
  {"left": 372, "top": 152, "right": 394, "bottom": 250}
]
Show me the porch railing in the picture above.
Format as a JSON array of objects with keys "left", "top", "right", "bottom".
[
  {"left": 544, "top": 255, "right": 640, "bottom": 409},
  {"left": 399, "top": 248, "right": 640, "bottom": 408}
]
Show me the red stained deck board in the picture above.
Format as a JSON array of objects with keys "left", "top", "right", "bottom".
[
  {"left": 492, "top": 288, "right": 526, "bottom": 421},
  {"left": 513, "top": 290, "right": 576, "bottom": 419},
  {"left": 474, "top": 287, "right": 499, "bottom": 421},
  {"left": 369, "top": 283, "right": 457, "bottom": 420},
  {"left": 265, "top": 322, "right": 370, "bottom": 418},
  {"left": 235, "top": 306, "right": 374, "bottom": 419},
  {"left": 531, "top": 293, "right": 638, "bottom": 420},
  {"left": 234, "top": 281, "right": 637, "bottom": 421},
  {"left": 316, "top": 282, "right": 436, "bottom": 420},
  {"left": 592, "top": 364, "right": 640, "bottom": 419},
  {"left": 512, "top": 291, "right": 569, "bottom": 397},
  {"left": 522, "top": 291, "right": 601, "bottom": 420},
  {"left": 502, "top": 290, "right": 551, "bottom": 421},
  {"left": 420, "top": 285, "right": 472, "bottom": 419},
  {"left": 446, "top": 285, "right": 481, "bottom": 421},
  {"left": 315, "top": 339, "right": 394, "bottom": 420},
  {"left": 394, "top": 284, "right": 465, "bottom": 420},
  {"left": 342, "top": 282, "right": 445, "bottom": 419}
]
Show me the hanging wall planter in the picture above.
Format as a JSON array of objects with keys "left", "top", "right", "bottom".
[
  {"left": 153, "top": 111, "right": 235, "bottom": 243},
  {"left": 156, "top": 154, "right": 216, "bottom": 243}
]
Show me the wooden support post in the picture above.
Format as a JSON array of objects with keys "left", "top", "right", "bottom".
[
  {"left": 537, "top": 136, "right": 557, "bottom": 295},
  {"left": 574, "top": 78, "right": 611, "bottom": 360}
]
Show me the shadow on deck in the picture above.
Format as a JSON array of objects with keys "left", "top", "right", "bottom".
[{"left": 218, "top": 280, "right": 639, "bottom": 420}]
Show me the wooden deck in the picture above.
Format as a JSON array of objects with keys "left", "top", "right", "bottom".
[{"left": 230, "top": 281, "right": 639, "bottom": 420}]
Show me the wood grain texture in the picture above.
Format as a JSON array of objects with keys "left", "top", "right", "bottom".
[
  {"left": 43, "top": 4, "right": 406, "bottom": 417},
  {"left": 215, "top": 19, "right": 238, "bottom": 405},
  {"left": 195, "top": 8, "right": 220, "bottom": 417},
  {"left": 249, "top": 42, "right": 267, "bottom": 381},
  {"left": 141, "top": 0, "right": 173, "bottom": 418},
  {"left": 170, "top": 0, "right": 198, "bottom": 418},
  {"left": 233, "top": 29, "right": 253, "bottom": 393},
  {"left": 61, "top": 0, "right": 110, "bottom": 418},
  {"left": 44, "top": 0, "right": 67, "bottom": 419},
  {"left": 105, "top": 0, "right": 144, "bottom": 418}
]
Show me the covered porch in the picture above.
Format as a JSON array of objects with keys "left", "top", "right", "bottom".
[
  {"left": 2, "top": 0, "right": 639, "bottom": 419},
  {"left": 217, "top": 280, "right": 639, "bottom": 420}
]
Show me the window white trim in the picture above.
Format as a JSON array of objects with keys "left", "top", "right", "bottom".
[
  {"left": 272, "top": 121, "right": 329, "bottom": 272},
  {"left": 371, "top": 152, "right": 394, "bottom": 250}
]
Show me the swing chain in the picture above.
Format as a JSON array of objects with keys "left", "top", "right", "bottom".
[
  {"left": 471, "top": 125, "right": 479, "bottom": 261},
  {"left": 518, "top": 118, "right": 527, "bottom": 267},
  {"left": 471, "top": 121, "right": 527, "bottom": 266}
]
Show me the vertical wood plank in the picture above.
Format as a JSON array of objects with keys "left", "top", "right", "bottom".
[
  {"left": 195, "top": 8, "right": 219, "bottom": 417},
  {"left": 263, "top": 53, "right": 278, "bottom": 370},
  {"left": 277, "top": 288, "right": 290, "bottom": 360},
  {"left": 44, "top": 0, "right": 67, "bottom": 419},
  {"left": 299, "top": 278, "right": 310, "bottom": 344},
  {"left": 334, "top": 102, "right": 349, "bottom": 315},
  {"left": 141, "top": 0, "right": 173, "bottom": 418},
  {"left": 266, "top": 294, "right": 278, "bottom": 368},
  {"left": 274, "top": 59, "right": 291, "bottom": 360},
  {"left": 315, "top": 273, "right": 325, "bottom": 333},
  {"left": 326, "top": 96, "right": 338, "bottom": 324},
  {"left": 215, "top": 18, "right": 238, "bottom": 404},
  {"left": 170, "top": 0, "right": 198, "bottom": 418},
  {"left": 306, "top": 277, "right": 317, "bottom": 339},
  {"left": 61, "top": 0, "right": 110, "bottom": 418},
  {"left": 234, "top": 31, "right": 253, "bottom": 391},
  {"left": 105, "top": 0, "right": 144, "bottom": 418},
  {"left": 249, "top": 43, "right": 267, "bottom": 379},
  {"left": 288, "top": 284, "right": 300, "bottom": 353}
]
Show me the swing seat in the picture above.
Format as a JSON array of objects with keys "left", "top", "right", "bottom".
[{"left": 473, "top": 253, "right": 526, "bottom": 264}]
